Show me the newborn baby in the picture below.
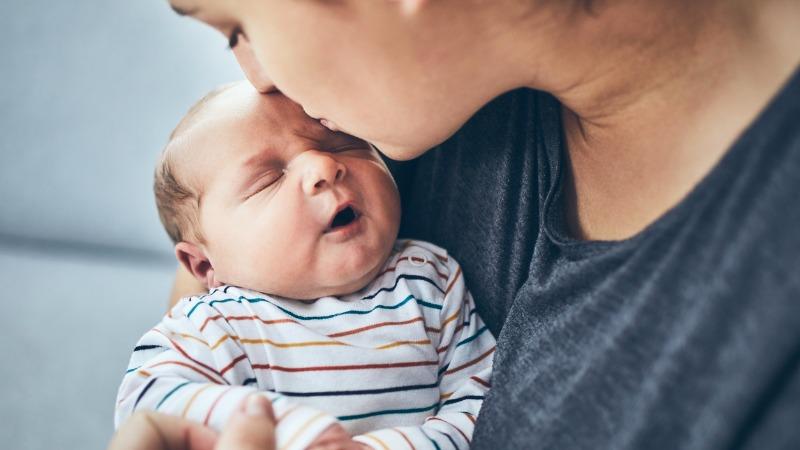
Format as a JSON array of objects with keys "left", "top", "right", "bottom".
[{"left": 115, "top": 82, "right": 495, "bottom": 450}]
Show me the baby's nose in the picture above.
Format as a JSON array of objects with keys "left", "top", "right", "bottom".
[{"left": 297, "top": 151, "right": 346, "bottom": 195}]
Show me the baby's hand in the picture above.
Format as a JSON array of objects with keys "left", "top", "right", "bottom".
[{"left": 307, "top": 423, "right": 370, "bottom": 450}]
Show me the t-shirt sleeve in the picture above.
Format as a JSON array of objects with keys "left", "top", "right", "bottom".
[{"left": 114, "top": 299, "right": 337, "bottom": 450}]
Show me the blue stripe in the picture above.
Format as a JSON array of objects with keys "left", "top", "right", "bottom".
[
  {"left": 362, "top": 274, "right": 444, "bottom": 300},
  {"left": 338, "top": 402, "right": 438, "bottom": 421},
  {"left": 274, "top": 382, "right": 440, "bottom": 398},
  {"left": 187, "top": 294, "right": 440, "bottom": 319},
  {"left": 133, "top": 344, "right": 164, "bottom": 352},
  {"left": 125, "top": 366, "right": 141, "bottom": 374},
  {"left": 442, "top": 395, "right": 485, "bottom": 407},
  {"left": 133, "top": 378, "right": 158, "bottom": 411},
  {"left": 155, "top": 381, "right": 191, "bottom": 410},
  {"left": 437, "top": 429, "right": 459, "bottom": 450},
  {"left": 421, "top": 429, "right": 442, "bottom": 450},
  {"left": 455, "top": 326, "right": 489, "bottom": 348}
]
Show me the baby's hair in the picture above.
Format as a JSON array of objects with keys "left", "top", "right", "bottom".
[{"left": 154, "top": 83, "right": 238, "bottom": 245}]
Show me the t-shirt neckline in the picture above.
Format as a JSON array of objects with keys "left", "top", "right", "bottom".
[{"left": 542, "top": 63, "right": 800, "bottom": 258}]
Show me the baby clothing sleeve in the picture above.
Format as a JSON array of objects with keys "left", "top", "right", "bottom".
[
  {"left": 353, "top": 256, "right": 496, "bottom": 450},
  {"left": 114, "top": 300, "right": 337, "bottom": 450}
]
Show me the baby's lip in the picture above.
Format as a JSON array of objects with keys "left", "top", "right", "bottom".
[{"left": 324, "top": 201, "right": 361, "bottom": 233}]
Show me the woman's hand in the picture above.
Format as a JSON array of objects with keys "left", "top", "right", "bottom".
[{"left": 108, "top": 396, "right": 276, "bottom": 450}]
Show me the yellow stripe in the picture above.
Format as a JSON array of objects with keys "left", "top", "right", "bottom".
[
  {"left": 182, "top": 384, "right": 213, "bottom": 418},
  {"left": 375, "top": 339, "right": 432, "bottom": 350},
  {"left": 279, "top": 411, "right": 328, "bottom": 450},
  {"left": 209, "top": 334, "right": 350, "bottom": 351},
  {"left": 440, "top": 391, "right": 454, "bottom": 400},
  {"left": 175, "top": 332, "right": 210, "bottom": 347},
  {"left": 362, "top": 434, "right": 391, "bottom": 450}
]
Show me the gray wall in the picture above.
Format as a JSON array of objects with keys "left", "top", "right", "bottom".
[
  {"left": 0, "top": 0, "right": 241, "bottom": 254},
  {"left": 0, "top": 0, "right": 243, "bottom": 448}
]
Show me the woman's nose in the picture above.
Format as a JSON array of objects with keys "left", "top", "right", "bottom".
[
  {"left": 296, "top": 151, "right": 346, "bottom": 196},
  {"left": 231, "top": 34, "right": 276, "bottom": 93}
]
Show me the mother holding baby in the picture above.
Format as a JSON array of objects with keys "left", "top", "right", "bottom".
[{"left": 111, "top": 0, "right": 800, "bottom": 449}]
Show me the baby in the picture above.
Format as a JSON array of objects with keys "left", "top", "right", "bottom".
[{"left": 115, "top": 82, "right": 495, "bottom": 450}]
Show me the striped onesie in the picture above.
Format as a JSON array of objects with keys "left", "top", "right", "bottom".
[{"left": 115, "top": 240, "right": 496, "bottom": 450}]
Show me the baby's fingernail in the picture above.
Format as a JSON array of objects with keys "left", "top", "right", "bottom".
[{"left": 245, "top": 396, "right": 270, "bottom": 416}]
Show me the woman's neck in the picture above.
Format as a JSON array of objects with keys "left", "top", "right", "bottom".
[{"left": 503, "top": 0, "right": 800, "bottom": 240}]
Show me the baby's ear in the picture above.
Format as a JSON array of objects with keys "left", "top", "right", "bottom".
[{"left": 175, "top": 242, "right": 222, "bottom": 290}]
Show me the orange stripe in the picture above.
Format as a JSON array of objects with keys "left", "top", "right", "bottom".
[
  {"left": 138, "top": 370, "right": 151, "bottom": 377},
  {"left": 444, "top": 266, "right": 462, "bottom": 295},
  {"left": 427, "top": 417, "right": 470, "bottom": 444},
  {"left": 362, "top": 434, "right": 391, "bottom": 450},
  {"left": 464, "top": 412, "right": 476, "bottom": 424},
  {"left": 279, "top": 411, "right": 328, "bottom": 450},
  {"left": 251, "top": 359, "right": 438, "bottom": 373},
  {"left": 182, "top": 384, "right": 213, "bottom": 417},
  {"left": 444, "top": 347, "right": 496, "bottom": 376},
  {"left": 440, "top": 391, "right": 454, "bottom": 400},
  {"left": 327, "top": 317, "right": 428, "bottom": 338},
  {"left": 147, "top": 360, "right": 222, "bottom": 384},
  {"left": 470, "top": 376, "right": 492, "bottom": 388},
  {"left": 203, "top": 387, "right": 234, "bottom": 425},
  {"left": 393, "top": 428, "right": 417, "bottom": 450}
]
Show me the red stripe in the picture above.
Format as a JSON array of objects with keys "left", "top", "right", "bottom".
[
  {"left": 327, "top": 317, "right": 428, "bottom": 338},
  {"left": 444, "top": 347, "right": 496, "bottom": 376},
  {"left": 376, "top": 257, "right": 448, "bottom": 280},
  {"left": 153, "top": 329, "right": 226, "bottom": 383},
  {"left": 470, "top": 376, "right": 492, "bottom": 388},
  {"left": 147, "top": 360, "right": 222, "bottom": 384},
  {"left": 250, "top": 360, "right": 438, "bottom": 373},
  {"left": 219, "top": 354, "right": 248, "bottom": 376}
]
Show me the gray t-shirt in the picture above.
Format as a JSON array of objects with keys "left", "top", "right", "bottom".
[{"left": 388, "top": 66, "right": 800, "bottom": 449}]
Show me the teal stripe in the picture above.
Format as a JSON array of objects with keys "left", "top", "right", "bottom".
[
  {"left": 420, "top": 429, "right": 442, "bottom": 450},
  {"left": 125, "top": 366, "right": 141, "bottom": 374},
  {"left": 187, "top": 294, "right": 440, "bottom": 319},
  {"left": 155, "top": 381, "right": 191, "bottom": 410},
  {"left": 338, "top": 402, "right": 438, "bottom": 421},
  {"left": 455, "top": 326, "right": 489, "bottom": 348}
]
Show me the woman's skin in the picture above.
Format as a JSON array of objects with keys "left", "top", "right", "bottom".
[
  {"left": 135, "top": 0, "right": 800, "bottom": 447},
  {"left": 168, "top": 0, "right": 800, "bottom": 304}
]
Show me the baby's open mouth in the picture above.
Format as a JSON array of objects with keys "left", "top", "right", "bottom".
[{"left": 326, "top": 205, "right": 360, "bottom": 232}]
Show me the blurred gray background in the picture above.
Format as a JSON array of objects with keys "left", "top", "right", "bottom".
[{"left": 0, "top": 0, "right": 241, "bottom": 448}]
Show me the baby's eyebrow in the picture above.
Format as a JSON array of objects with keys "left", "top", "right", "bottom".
[{"left": 236, "top": 151, "right": 281, "bottom": 192}]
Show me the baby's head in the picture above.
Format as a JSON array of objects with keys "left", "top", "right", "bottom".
[{"left": 155, "top": 82, "right": 401, "bottom": 299}]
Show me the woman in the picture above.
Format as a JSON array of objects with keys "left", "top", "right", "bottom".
[{"left": 112, "top": 0, "right": 800, "bottom": 448}]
